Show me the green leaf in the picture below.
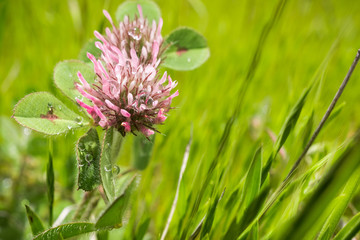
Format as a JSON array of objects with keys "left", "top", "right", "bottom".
[
  {"left": 163, "top": 27, "right": 210, "bottom": 71},
  {"left": 132, "top": 134, "right": 154, "bottom": 170},
  {"left": 224, "top": 186, "right": 270, "bottom": 240},
  {"left": 333, "top": 212, "right": 360, "bottom": 240},
  {"left": 262, "top": 87, "right": 310, "bottom": 182},
  {"left": 135, "top": 217, "right": 151, "bottom": 240},
  {"left": 13, "top": 92, "right": 88, "bottom": 135},
  {"left": 54, "top": 60, "right": 95, "bottom": 105},
  {"left": 115, "top": 0, "right": 161, "bottom": 23},
  {"left": 33, "top": 222, "right": 95, "bottom": 240},
  {"left": 95, "top": 176, "right": 136, "bottom": 229},
  {"left": 96, "top": 230, "right": 109, "bottom": 240},
  {"left": 201, "top": 189, "right": 225, "bottom": 238},
  {"left": 25, "top": 205, "right": 45, "bottom": 236},
  {"left": 276, "top": 132, "right": 360, "bottom": 240},
  {"left": 243, "top": 147, "right": 262, "bottom": 209},
  {"left": 100, "top": 128, "right": 116, "bottom": 202},
  {"left": 77, "top": 128, "right": 102, "bottom": 191},
  {"left": 274, "top": 87, "right": 310, "bottom": 153},
  {"left": 47, "top": 139, "right": 54, "bottom": 226},
  {"left": 78, "top": 39, "right": 102, "bottom": 63},
  {"left": 317, "top": 168, "right": 360, "bottom": 240}
]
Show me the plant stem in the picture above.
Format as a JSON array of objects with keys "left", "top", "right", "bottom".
[
  {"left": 72, "top": 190, "right": 95, "bottom": 221},
  {"left": 284, "top": 49, "right": 360, "bottom": 182}
]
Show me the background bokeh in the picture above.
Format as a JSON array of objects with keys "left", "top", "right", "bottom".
[{"left": 1, "top": 0, "right": 360, "bottom": 239}]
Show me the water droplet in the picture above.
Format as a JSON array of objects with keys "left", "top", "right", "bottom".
[
  {"left": 104, "top": 164, "right": 112, "bottom": 172},
  {"left": 75, "top": 96, "right": 83, "bottom": 101},
  {"left": 58, "top": 105, "right": 62, "bottom": 110},
  {"left": 128, "top": 27, "right": 142, "bottom": 41},
  {"left": 23, "top": 128, "right": 32, "bottom": 136},
  {"left": 75, "top": 116, "right": 83, "bottom": 126},
  {"left": 85, "top": 154, "right": 93, "bottom": 163},
  {"left": 106, "top": 143, "right": 111, "bottom": 148},
  {"left": 78, "top": 142, "right": 85, "bottom": 151},
  {"left": 112, "top": 165, "right": 120, "bottom": 175},
  {"left": 187, "top": 58, "right": 191, "bottom": 62},
  {"left": 67, "top": 125, "right": 72, "bottom": 130}
]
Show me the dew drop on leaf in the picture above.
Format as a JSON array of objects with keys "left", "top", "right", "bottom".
[
  {"left": 112, "top": 165, "right": 120, "bottom": 175},
  {"left": 85, "top": 154, "right": 93, "bottom": 163},
  {"left": 75, "top": 116, "right": 83, "bottom": 126},
  {"left": 104, "top": 164, "right": 112, "bottom": 172}
]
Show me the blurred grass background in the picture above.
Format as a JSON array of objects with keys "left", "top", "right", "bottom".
[{"left": 1, "top": 0, "right": 360, "bottom": 239}]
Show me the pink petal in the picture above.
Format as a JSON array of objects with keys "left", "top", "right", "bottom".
[
  {"left": 121, "top": 122, "right": 131, "bottom": 132},
  {"left": 77, "top": 71, "right": 90, "bottom": 89},
  {"left": 94, "top": 31, "right": 108, "bottom": 44},
  {"left": 152, "top": 41, "right": 159, "bottom": 64},
  {"left": 127, "top": 93, "right": 133, "bottom": 105},
  {"left": 105, "top": 99, "right": 120, "bottom": 112},
  {"left": 159, "top": 71, "right": 167, "bottom": 84},
  {"left": 141, "top": 46, "right": 148, "bottom": 60},
  {"left": 103, "top": 10, "right": 114, "bottom": 28},
  {"left": 99, "top": 119, "right": 107, "bottom": 128},
  {"left": 155, "top": 108, "right": 167, "bottom": 123},
  {"left": 137, "top": 4, "right": 143, "bottom": 19},
  {"left": 76, "top": 99, "right": 95, "bottom": 116},
  {"left": 130, "top": 48, "right": 139, "bottom": 68},
  {"left": 120, "top": 109, "right": 131, "bottom": 118},
  {"left": 75, "top": 84, "right": 104, "bottom": 106},
  {"left": 169, "top": 90, "right": 179, "bottom": 100},
  {"left": 156, "top": 18, "right": 163, "bottom": 38},
  {"left": 93, "top": 105, "right": 106, "bottom": 121},
  {"left": 140, "top": 125, "right": 154, "bottom": 137}
]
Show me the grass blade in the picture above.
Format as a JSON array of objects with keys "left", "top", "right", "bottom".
[
  {"left": 276, "top": 131, "right": 360, "bottom": 240},
  {"left": 25, "top": 205, "right": 45, "bottom": 236},
  {"left": 47, "top": 139, "right": 54, "bottom": 226},
  {"left": 95, "top": 175, "right": 136, "bottom": 229},
  {"left": 333, "top": 212, "right": 360, "bottom": 240},
  {"left": 161, "top": 135, "right": 192, "bottom": 240}
]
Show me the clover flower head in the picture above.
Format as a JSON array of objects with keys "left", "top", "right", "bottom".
[{"left": 75, "top": 5, "right": 178, "bottom": 137}]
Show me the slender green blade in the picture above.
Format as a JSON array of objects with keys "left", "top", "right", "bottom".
[
  {"left": 47, "top": 139, "right": 54, "bottom": 226},
  {"left": 317, "top": 168, "right": 360, "bottom": 240},
  {"left": 276, "top": 132, "right": 360, "bottom": 240},
  {"left": 333, "top": 212, "right": 360, "bottom": 240},
  {"left": 262, "top": 87, "right": 310, "bottom": 182},
  {"left": 95, "top": 176, "right": 136, "bottom": 229},
  {"left": 243, "top": 147, "right": 262, "bottom": 209},
  {"left": 25, "top": 205, "right": 45, "bottom": 236}
]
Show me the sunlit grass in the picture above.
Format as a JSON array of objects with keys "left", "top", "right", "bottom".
[{"left": 2, "top": 0, "right": 360, "bottom": 239}]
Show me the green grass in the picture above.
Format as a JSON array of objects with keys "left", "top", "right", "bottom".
[{"left": 2, "top": 0, "right": 360, "bottom": 239}]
